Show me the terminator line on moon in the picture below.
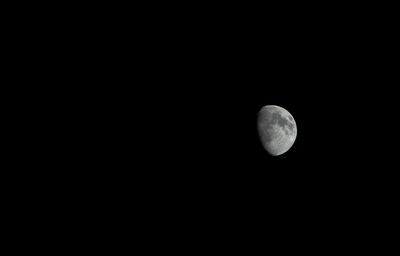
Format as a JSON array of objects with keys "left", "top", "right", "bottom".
[{"left": 257, "top": 105, "right": 297, "bottom": 156}]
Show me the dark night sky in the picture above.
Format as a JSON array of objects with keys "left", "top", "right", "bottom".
[
  {"left": 142, "top": 8, "right": 397, "bottom": 238},
  {"left": 51, "top": 4, "right": 398, "bottom": 248},
  {"left": 8, "top": 3, "right": 399, "bottom": 252},
  {"left": 119, "top": 5, "right": 396, "bottom": 220}
]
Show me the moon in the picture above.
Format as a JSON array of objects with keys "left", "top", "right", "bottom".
[{"left": 257, "top": 105, "right": 297, "bottom": 156}]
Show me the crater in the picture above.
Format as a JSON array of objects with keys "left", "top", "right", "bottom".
[{"left": 271, "top": 112, "right": 289, "bottom": 128}]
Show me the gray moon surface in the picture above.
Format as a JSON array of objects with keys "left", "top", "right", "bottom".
[{"left": 257, "top": 105, "right": 297, "bottom": 156}]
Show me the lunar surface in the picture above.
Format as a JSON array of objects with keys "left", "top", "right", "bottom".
[{"left": 257, "top": 105, "right": 297, "bottom": 156}]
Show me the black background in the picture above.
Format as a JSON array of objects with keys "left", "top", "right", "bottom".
[
  {"left": 14, "top": 3, "right": 398, "bottom": 251},
  {"left": 104, "top": 5, "right": 399, "bottom": 247},
  {"left": 91, "top": 3, "right": 398, "bottom": 244}
]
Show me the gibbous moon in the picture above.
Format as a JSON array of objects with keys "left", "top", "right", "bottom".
[{"left": 257, "top": 105, "right": 297, "bottom": 156}]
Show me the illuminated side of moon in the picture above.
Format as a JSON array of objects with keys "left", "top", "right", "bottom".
[{"left": 257, "top": 105, "right": 297, "bottom": 156}]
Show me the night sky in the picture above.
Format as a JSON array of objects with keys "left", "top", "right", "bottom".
[
  {"left": 9, "top": 2, "right": 399, "bottom": 252},
  {"left": 54, "top": 4, "right": 398, "bottom": 250}
]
